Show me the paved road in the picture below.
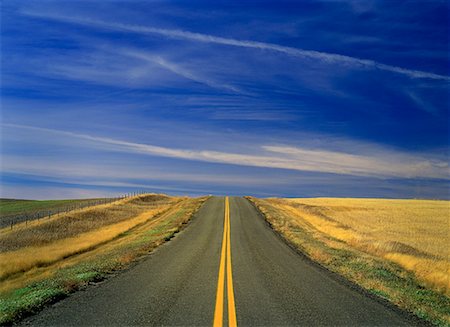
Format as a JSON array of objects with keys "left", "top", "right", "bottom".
[{"left": 22, "top": 197, "right": 420, "bottom": 326}]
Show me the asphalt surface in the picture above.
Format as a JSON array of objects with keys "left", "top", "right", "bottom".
[{"left": 21, "top": 197, "right": 421, "bottom": 326}]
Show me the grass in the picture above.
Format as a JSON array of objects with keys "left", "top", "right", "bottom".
[
  {"left": 0, "top": 194, "right": 208, "bottom": 325},
  {"left": 246, "top": 196, "right": 450, "bottom": 326},
  {"left": 0, "top": 194, "right": 173, "bottom": 252},
  {"left": 0, "top": 198, "right": 106, "bottom": 218},
  {"left": 287, "top": 198, "right": 448, "bottom": 259}
]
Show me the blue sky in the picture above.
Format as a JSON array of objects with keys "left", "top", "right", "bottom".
[{"left": 1, "top": 0, "right": 449, "bottom": 199}]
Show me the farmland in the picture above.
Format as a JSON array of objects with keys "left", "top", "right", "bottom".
[
  {"left": 1, "top": 195, "right": 448, "bottom": 326},
  {"left": 0, "top": 198, "right": 122, "bottom": 228},
  {"left": 0, "top": 199, "right": 103, "bottom": 218},
  {"left": 247, "top": 197, "right": 450, "bottom": 325},
  {"left": 0, "top": 194, "right": 208, "bottom": 324}
]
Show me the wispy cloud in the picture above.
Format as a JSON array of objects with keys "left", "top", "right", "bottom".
[
  {"left": 210, "top": 109, "right": 295, "bottom": 121},
  {"left": 2, "top": 155, "right": 283, "bottom": 187},
  {"left": 263, "top": 145, "right": 449, "bottom": 179},
  {"left": 0, "top": 185, "right": 119, "bottom": 200},
  {"left": 23, "top": 12, "right": 450, "bottom": 81},
  {"left": 4, "top": 123, "right": 449, "bottom": 179},
  {"left": 405, "top": 90, "right": 437, "bottom": 115},
  {"left": 123, "top": 50, "right": 244, "bottom": 94}
]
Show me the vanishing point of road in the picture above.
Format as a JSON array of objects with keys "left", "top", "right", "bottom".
[{"left": 22, "top": 197, "right": 422, "bottom": 326}]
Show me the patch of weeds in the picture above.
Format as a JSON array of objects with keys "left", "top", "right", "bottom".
[
  {"left": 75, "top": 271, "right": 101, "bottom": 282},
  {"left": 414, "top": 309, "right": 429, "bottom": 322},
  {"left": 145, "top": 225, "right": 167, "bottom": 236},
  {"left": 370, "top": 267, "right": 400, "bottom": 283},
  {"left": 1, "top": 283, "right": 66, "bottom": 324},
  {"left": 163, "top": 229, "right": 177, "bottom": 241},
  {"left": 369, "top": 288, "right": 390, "bottom": 299},
  {"left": 347, "top": 259, "right": 369, "bottom": 272}
]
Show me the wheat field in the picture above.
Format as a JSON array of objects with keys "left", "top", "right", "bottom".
[
  {"left": 0, "top": 194, "right": 178, "bottom": 280},
  {"left": 268, "top": 198, "right": 450, "bottom": 295}
]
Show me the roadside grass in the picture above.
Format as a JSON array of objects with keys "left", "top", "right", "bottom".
[
  {"left": 0, "top": 194, "right": 173, "bottom": 252},
  {"left": 0, "top": 195, "right": 208, "bottom": 325},
  {"left": 246, "top": 197, "right": 450, "bottom": 326},
  {"left": 0, "top": 195, "right": 179, "bottom": 280},
  {"left": 0, "top": 199, "right": 105, "bottom": 218}
]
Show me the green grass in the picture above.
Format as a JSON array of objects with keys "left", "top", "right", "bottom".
[
  {"left": 0, "top": 263, "right": 108, "bottom": 323},
  {"left": 0, "top": 198, "right": 105, "bottom": 218}
]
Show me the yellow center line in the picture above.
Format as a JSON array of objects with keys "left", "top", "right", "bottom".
[
  {"left": 213, "top": 196, "right": 237, "bottom": 327},
  {"left": 226, "top": 197, "right": 237, "bottom": 327},
  {"left": 213, "top": 198, "right": 228, "bottom": 327}
]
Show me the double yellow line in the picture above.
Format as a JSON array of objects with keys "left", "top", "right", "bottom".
[{"left": 213, "top": 197, "right": 237, "bottom": 327}]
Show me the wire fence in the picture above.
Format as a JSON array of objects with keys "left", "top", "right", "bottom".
[{"left": 0, "top": 191, "right": 147, "bottom": 230}]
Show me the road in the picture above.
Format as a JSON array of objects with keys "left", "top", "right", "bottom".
[{"left": 22, "top": 197, "right": 420, "bottom": 326}]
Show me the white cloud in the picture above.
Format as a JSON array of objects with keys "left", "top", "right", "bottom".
[
  {"left": 1, "top": 155, "right": 284, "bottom": 187},
  {"left": 23, "top": 12, "right": 450, "bottom": 81},
  {"left": 0, "top": 185, "right": 115, "bottom": 200},
  {"left": 405, "top": 90, "right": 437, "bottom": 115},
  {"left": 262, "top": 145, "right": 449, "bottom": 179},
  {"left": 123, "top": 50, "right": 244, "bottom": 94},
  {"left": 3, "top": 123, "right": 449, "bottom": 179}
]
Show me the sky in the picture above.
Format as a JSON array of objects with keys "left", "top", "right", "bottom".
[{"left": 1, "top": 0, "right": 449, "bottom": 199}]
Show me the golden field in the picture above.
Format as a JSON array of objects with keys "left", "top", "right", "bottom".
[
  {"left": 248, "top": 197, "right": 450, "bottom": 325},
  {"left": 269, "top": 198, "right": 449, "bottom": 294}
]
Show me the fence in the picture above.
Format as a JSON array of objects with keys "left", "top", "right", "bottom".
[{"left": 1, "top": 191, "right": 147, "bottom": 230}]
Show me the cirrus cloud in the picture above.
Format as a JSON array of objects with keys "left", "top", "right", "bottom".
[{"left": 3, "top": 123, "right": 448, "bottom": 180}]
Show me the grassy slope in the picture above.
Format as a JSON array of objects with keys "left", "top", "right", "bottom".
[
  {"left": 0, "top": 195, "right": 208, "bottom": 325},
  {"left": 0, "top": 194, "right": 172, "bottom": 253},
  {"left": 246, "top": 197, "right": 450, "bottom": 327}
]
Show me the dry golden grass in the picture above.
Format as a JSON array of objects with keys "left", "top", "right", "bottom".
[
  {"left": 0, "top": 196, "right": 204, "bottom": 295},
  {"left": 0, "top": 194, "right": 174, "bottom": 251},
  {"left": 0, "top": 194, "right": 178, "bottom": 280},
  {"left": 248, "top": 196, "right": 450, "bottom": 325},
  {"left": 0, "top": 196, "right": 208, "bottom": 324},
  {"left": 268, "top": 198, "right": 450, "bottom": 295}
]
